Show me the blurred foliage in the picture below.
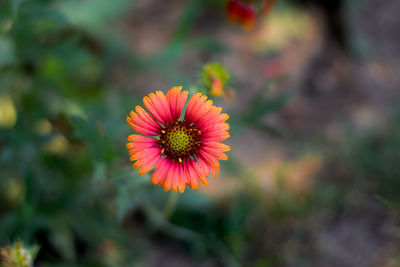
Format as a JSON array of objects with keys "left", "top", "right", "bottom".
[
  {"left": 345, "top": 113, "right": 400, "bottom": 209},
  {"left": 0, "top": 0, "right": 135, "bottom": 265}
]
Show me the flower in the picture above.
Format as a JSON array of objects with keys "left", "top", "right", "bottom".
[
  {"left": 0, "top": 241, "right": 39, "bottom": 267},
  {"left": 226, "top": 0, "right": 256, "bottom": 29},
  {"left": 126, "top": 86, "right": 230, "bottom": 193},
  {"left": 202, "top": 63, "right": 230, "bottom": 97},
  {"left": 226, "top": 0, "right": 277, "bottom": 29}
]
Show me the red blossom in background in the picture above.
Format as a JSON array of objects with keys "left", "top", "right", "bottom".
[
  {"left": 226, "top": 0, "right": 277, "bottom": 29},
  {"left": 226, "top": 0, "right": 256, "bottom": 29}
]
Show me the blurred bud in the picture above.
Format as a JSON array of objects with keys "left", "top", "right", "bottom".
[
  {"left": 202, "top": 62, "right": 232, "bottom": 98},
  {"left": 35, "top": 119, "right": 52, "bottom": 136},
  {"left": 42, "top": 134, "right": 69, "bottom": 155},
  {"left": 210, "top": 78, "right": 224, "bottom": 96},
  {"left": 0, "top": 241, "right": 39, "bottom": 267},
  {"left": 226, "top": 0, "right": 255, "bottom": 29},
  {"left": 0, "top": 95, "right": 17, "bottom": 128}
]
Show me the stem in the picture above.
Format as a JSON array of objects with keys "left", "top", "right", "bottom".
[{"left": 163, "top": 191, "right": 179, "bottom": 219}]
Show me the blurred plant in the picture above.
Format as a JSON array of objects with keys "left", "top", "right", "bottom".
[
  {"left": 227, "top": 0, "right": 256, "bottom": 29},
  {"left": 201, "top": 62, "right": 235, "bottom": 101},
  {"left": 0, "top": 95, "right": 17, "bottom": 128},
  {"left": 0, "top": 241, "right": 39, "bottom": 267},
  {"left": 255, "top": 7, "right": 312, "bottom": 50},
  {"left": 203, "top": 63, "right": 229, "bottom": 96},
  {"left": 388, "top": 257, "right": 400, "bottom": 267},
  {"left": 0, "top": 177, "right": 25, "bottom": 209},
  {"left": 42, "top": 134, "right": 69, "bottom": 155},
  {"left": 226, "top": 0, "right": 276, "bottom": 29},
  {"left": 97, "top": 239, "right": 125, "bottom": 267},
  {"left": 346, "top": 113, "right": 400, "bottom": 209},
  {"left": 0, "top": 0, "right": 133, "bottom": 264},
  {"left": 241, "top": 82, "right": 290, "bottom": 137}
]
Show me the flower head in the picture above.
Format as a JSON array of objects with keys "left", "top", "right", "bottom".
[
  {"left": 202, "top": 63, "right": 230, "bottom": 97},
  {"left": 227, "top": 0, "right": 256, "bottom": 29},
  {"left": 0, "top": 241, "right": 39, "bottom": 267},
  {"left": 226, "top": 0, "right": 277, "bottom": 29},
  {"left": 126, "top": 86, "right": 230, "bottom": 193}
]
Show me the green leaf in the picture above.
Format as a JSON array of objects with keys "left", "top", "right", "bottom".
[
  {"left": 49, "top": 224, "right": 75, "bottom": 260},
  {"left": 56, "top": 0, "right": 132, "bottom": 31},
  {"left": 245, "top": 86, "right": 291, "bottom": 121},
  {"left": 252, "top": 122, "right": 285, "bottom": 138},
  {"left": 12, "top": 0, "right": 25, "bottom": 17},
  {"left": 114, "top": 185, "right": 142, "bottom": 222}
]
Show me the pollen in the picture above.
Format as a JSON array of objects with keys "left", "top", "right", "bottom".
[
  {"left": 169, "top": 129, "right": 190, "bottom": 152},
  {"left": 159, "top": 121, "right": 200, "bottom": 161}
]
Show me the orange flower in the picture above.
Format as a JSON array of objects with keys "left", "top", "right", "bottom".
[
  {"left": 202, "top": 63, "right": 231, "bottom": 98},
  {"left": 210, "top": 77, "right": 224, "bottom": 96},
  {"left": 126, "top": 87, "right": 230, "bottom": 193}
]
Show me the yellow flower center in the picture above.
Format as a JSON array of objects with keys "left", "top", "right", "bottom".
[
  {"left": 168, "top": 129, "right": 191, "bottom": 153},
  {"left": 159, "top": 121, "right": 200, "bottom": 162}
]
